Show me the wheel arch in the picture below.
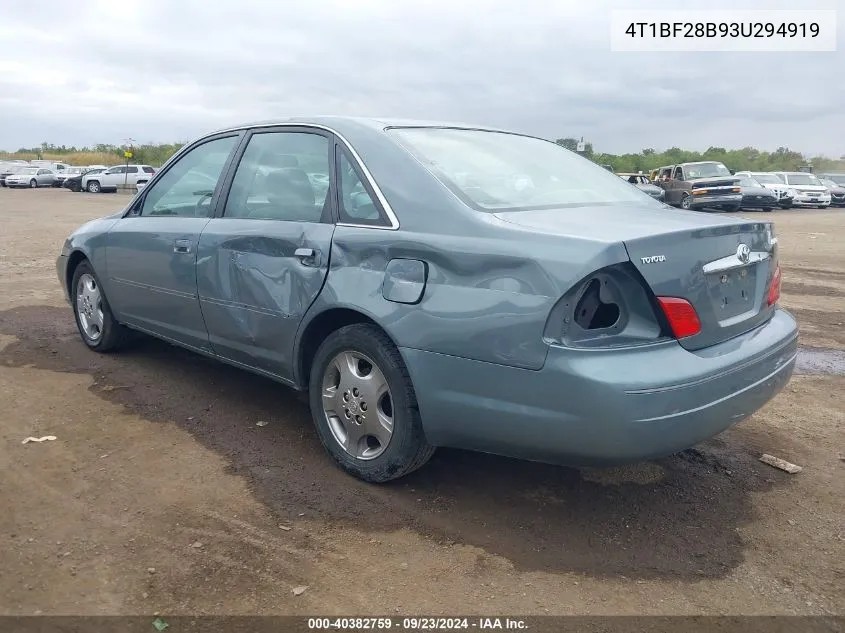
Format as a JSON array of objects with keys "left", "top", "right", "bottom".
[
  {"left": 294, "top": 306, "right": 401, "bottom": 390},
  {"left": 65, "top": 250, "right": 90, "bottom": 297}
]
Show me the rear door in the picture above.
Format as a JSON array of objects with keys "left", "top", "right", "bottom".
[
  {"left": 104, "top": 133, "right": 242, "bottom": 350},
  {"left": 624, "top": 220, "right": 778, "bottom": 350},
  {"left": 195, "top": 127, "right": 336, "bottom": 381}
]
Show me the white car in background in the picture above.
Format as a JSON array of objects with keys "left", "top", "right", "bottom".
[
  {"left": 5, "top": 166, "right": 55, "bottom": 188},
  {"left": 81, "top": 164, "right": 156, "bottom": 193},
  {"left": 734, "top": 171, "right": 795, "bottom": 208},
  {"left": 772, "top": 172, "right": 831, "bottom": 208}
]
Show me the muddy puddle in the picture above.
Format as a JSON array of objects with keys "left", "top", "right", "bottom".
[{"left": 795, "top": 347, "right": 845, "bottom": 376}]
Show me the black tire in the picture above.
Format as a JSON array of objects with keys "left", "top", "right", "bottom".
[
  {"left": 763, "top": 207, "right": 773, "bottom": 212},
  {"left": 308, "top": 323, "right": 435, "bottom": 482},
  {"left": 87, "top": 180, "right": 101, "bottom": 193},
  {"left": 680, "top": 193, "right": 691, "bottom": 210},
  {"left": 71, "top": 260, "right": 129, "bottom": 352},
  {"left": 29, "top": 179, "right": 37, "bottom": 188}
]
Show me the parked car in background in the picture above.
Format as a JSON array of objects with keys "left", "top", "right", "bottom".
[
  {"left": 737, "top": 177, "right": 778, "bottom": 211},
  {"left": 81, "top": 164, "right": 156, "bottom": 193},
  {"left": 55, "top": 116, "right": 796, "bottom": 482},
  {"left": 31, "top": 160, "right": 71, "bottom": 173},
  {"left": 818, "top": 173, "right": 845, "bottom": 187},
  {"left": 772, "top": 172, "right": 831, "bottom": 208},
  {"left": 64, "top": 168, "right": 106, "bottom": 192},
  {"left": 0, "top": 164, "right": 29, "bottom": 187},
  {"left": 820, "top": 178, "right": 845, "bottom": 206},
  {"left": 734, "top": 171, "right": 795, "bottom": 208},
  {"left": 53, "top": 166, "right": 86, "bottom": 187},
  {"left": 617, "top": 172, "right": 665, "bottom": 200},
  {"left": 655, "top": 161, "right": 742, "bottom": 211},
  {"left": 5, "top": 167, "right": 55, "bottom": 188}
]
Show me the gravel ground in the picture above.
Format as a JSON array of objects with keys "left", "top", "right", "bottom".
[{"left": 1, "top": 189, "right": 842, "bottom": 616}]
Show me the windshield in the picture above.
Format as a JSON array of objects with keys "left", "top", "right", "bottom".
[
  {"left": 786, "top": 174, "right": 822, "bottom": 186},
  {"left": 750, "top": 173, "right": 781, "bottom": 184},
  {"left": 739, "top": 178, "right": 761, "bottom": 188},
  {"left": 825, "top": 174, "right": 845, "bottom": 185},
  {"left": 388, "top": 128, "right": 653, "bottom": 211},
  {"left": 683, "top": 162, "right": 731, "bottom": 179}
]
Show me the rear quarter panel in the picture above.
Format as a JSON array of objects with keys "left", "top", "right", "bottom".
[{"left": 296, "top": 223, "right": 630, "bottom": 382}]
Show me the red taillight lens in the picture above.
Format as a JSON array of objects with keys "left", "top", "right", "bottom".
[
  {"left": 767, "top": 264, "right": 781, "bottom": 306},
  {"left": 657, "top": 297, "right": 702, "bottom": 339}
]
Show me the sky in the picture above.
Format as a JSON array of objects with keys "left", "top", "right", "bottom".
[{"left": 0, "top": 0, "right": 841, "bottom": 157}]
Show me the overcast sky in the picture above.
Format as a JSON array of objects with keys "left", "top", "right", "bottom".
[{"left": 0, "top": 0, "right": 841, "bottom": 156}]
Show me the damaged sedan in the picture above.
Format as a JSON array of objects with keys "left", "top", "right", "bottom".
[{"left": 56, "top": 117, "right": 798, "bottom": 482}]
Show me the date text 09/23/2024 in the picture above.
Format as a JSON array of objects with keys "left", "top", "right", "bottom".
[{"left": 307, "top": 617, "right": 527, "bottom": 630}]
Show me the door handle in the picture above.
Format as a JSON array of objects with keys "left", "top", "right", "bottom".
[
  {"left": 174, "top": 239, "right": 192, "bottom": 254},
  {"left": 294, "top": 247, "right": 319, "bottom": 266}
]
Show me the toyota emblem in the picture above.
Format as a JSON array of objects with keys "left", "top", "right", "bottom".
[{"left": 736, "top": 243, "right": 751, "bottom": 264}]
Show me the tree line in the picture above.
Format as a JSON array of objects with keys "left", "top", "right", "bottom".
[
  {"left": 2, "top": 139, "right": 844, "bottom": 173},
  {"left": 554, "top": 138, "right": 845, "bottom": 174}
]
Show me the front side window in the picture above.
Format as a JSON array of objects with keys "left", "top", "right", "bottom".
[
  {"left": 109, "top": 166, "right": 126, "bottom": 175},
  {"left": 140, "top": 136, "right": 237, "bottom": 217},
  {"left": 388, "top": 127, "right": 651, "bottom": 211},
  {"left": 224, "top": 131, "right": 330, "bottom": 222}
]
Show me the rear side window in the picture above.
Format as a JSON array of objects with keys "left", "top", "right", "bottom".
[
  {"left": 126, "top": 167, "right": 138, "bottom": 174},
  {"left": 337, "top": 150, "right": 386, "bottom": 226},
  {"left": 142, "top": 166, "right": 155, "bottom": 173}
]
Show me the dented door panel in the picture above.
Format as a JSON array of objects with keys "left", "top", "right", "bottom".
[{"left": 196, "top": 219, "right": 334, "bottom": 379}]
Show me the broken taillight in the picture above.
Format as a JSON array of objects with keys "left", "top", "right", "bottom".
[
  {"left": 767, "top": 264, "right": 782, "bottom": 306},
  {"left": 657, "top": 297, "right": 702, "bottom": 339}
]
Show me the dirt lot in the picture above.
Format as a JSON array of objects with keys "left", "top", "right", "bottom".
[{"left": 1, "top": 189, "right": 842, "bottom": 616}]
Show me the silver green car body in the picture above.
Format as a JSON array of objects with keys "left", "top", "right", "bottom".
[{"left": 56, "top": 117, "right": 798, "bottom": 468}]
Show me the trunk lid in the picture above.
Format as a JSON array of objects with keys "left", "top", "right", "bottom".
[{"left": 494, "top": 204, "right": 778, "bottom": 351}]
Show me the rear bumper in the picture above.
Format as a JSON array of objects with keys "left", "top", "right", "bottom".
[{"left": 403, "top": 309, "right": 798, "bottom": 466}]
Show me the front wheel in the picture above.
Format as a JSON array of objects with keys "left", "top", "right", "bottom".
[
  {"left": 762, "top": 207, "right": 773, "bottom": 212},
  {"left": 71, "top": 260, "right": 129, "bottom": 352},
  {"left": 680, "top": 194, "right": 692, "bottom": 210},
  {"left": 29, "top": 179, "right": 37, "bottom": 188},
  {"left": 308, "top": 324, "right": 435, "bottom": 482}
]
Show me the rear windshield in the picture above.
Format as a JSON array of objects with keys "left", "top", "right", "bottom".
[{"left": 388, "top": 127, "right": 653, "bottom": 211}]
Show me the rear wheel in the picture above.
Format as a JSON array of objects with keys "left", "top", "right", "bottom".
[
  {"left": 29, "top": 179, "right": 37, "bottom": 188},
  {"left": 762, "top": 207, "right": 773, "bottom": 212},
  {"left": 71, "top": 260, "right": 128, "bottom": 352},
  {"left": 308, "top": 324, "right": 435, "bottom": 482}
]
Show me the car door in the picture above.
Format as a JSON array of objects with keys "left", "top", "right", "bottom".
[
  {"left": 101, "top": 166, "right": 124, "bottom": 188},
  {"left": 37, "top": 169, "right": 52, "bottom": 186},
  {"left": 104, "top": 133, "right": 242, "bottom": 350},
  {"left": 195, "top": 127, "right": 336, "bottom": 381}
]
